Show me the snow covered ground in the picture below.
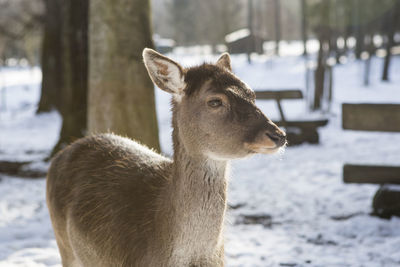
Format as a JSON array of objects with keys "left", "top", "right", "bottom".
[{"left": 0, "top": 53, "right": 400, "bottom": 267}]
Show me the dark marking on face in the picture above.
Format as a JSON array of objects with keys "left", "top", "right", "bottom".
[{"left": 184, "top": 64, "right": 255, "bottom": 101}]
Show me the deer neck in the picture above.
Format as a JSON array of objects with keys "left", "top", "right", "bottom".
[
  {"left": 169, "top": 109, "right": 228, "bottom": 212},
  {"left": 172, "top": 136, "right": 228, "bottom": 207},
  {"left": 158, "top": 121, "right": 228, "bottom": 260}
]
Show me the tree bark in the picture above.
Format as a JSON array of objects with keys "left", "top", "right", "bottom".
[
  {"left": 36, "top": 0, "right": 63, "bottom": 113},
  {"left": 88, "top": 0, "right": 160, "bottom": 151},
  {"left": 51, "top": 0, "right": 88, "bottom": 155}
]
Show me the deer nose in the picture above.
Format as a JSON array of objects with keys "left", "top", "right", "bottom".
[{"left": 265, "top": 131, "right": 286, "bottom": 147}]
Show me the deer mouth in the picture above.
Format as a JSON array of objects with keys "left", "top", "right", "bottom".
[
  {"left": 244, "top": 142, "right": 282, "bottom": 154},
  {"left": 244, "top": 130, "right": 286, "bottom": 154}
]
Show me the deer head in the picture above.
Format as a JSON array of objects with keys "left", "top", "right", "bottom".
[{"left": 143, "top": 48, "right": 286, "bottom": 160}]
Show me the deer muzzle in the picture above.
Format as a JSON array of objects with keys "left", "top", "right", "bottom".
[{"left": 244, "top": 122, "right": 286, "bottom": 154}]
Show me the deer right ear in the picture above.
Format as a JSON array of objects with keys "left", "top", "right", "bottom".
[
  {"left": 143, "top": 48, "right": 186, "bottom": 95},
  {"left": 216, "top": 52, "right": 232, "bottom": 72}
]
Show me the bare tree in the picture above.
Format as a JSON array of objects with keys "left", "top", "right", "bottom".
[{"left": 88, "top": 0, "right": 160, "bottom": 151}]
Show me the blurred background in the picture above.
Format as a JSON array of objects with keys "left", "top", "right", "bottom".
[{"left": 0, "top": 0, "right": 400, "bottom": 266}]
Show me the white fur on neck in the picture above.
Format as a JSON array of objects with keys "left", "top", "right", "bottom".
[
  {"left": 173, "top": 93, "right": 183, "bottom": 102},
  {"left": 167, "top": 152, "right": 228, "bottom": 265}
]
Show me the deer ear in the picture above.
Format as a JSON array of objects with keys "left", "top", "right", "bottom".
[
  {"left": 143, "top": 48, "right": 186, "bottom": 95},
  {"left": 216, "top": 52, "right": 232, "bottom": 71}
]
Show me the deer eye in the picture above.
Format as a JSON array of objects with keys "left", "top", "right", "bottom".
[{"left": 207, "top": 99, "right": 222, "bottom": 108}]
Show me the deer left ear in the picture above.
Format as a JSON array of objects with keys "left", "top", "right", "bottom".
[
  {"left": 216, "top": 52, "right": 232, "bottom": 71},
  {"left": 143, "top": 48, "right": 186, "bottom": 95}
]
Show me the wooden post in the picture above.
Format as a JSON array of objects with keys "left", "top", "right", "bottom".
[{"left": 275, "top": 99, "right": 286, "bottom": 125}]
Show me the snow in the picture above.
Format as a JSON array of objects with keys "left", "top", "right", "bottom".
[
  {"left": 0, "top": 67, "right": 61, "bottom": 162},
  {"left": 1, "top": 50, "right": 400, "bottom": 267}
]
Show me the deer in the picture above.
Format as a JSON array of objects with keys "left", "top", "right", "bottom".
[{"left": 46, "top": 48, "right": 287, "bottom": 267}]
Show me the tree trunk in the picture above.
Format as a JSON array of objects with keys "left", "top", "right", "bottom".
[
  {"left": 354, "top": 0, "right": 364, "bottom": 60},
  {"left": 363, "top": 34, "right": 374, "bottom": 86},
  {"left": 88, "top": 0, "right": 160, "bottom": 152},
  {"left": 344, "top": 0, "right": 354, "bottom": 55},
  {"left": 314, "top": 40, "right": 326, "bottom": 110},
  {"left": 333, "top": 0, "right": 341, "bottom": 63},
  {"left": 382, "top": 0, "right": 400, "bottom": 81},
  {"left": 51, "top": 0, "right": 88, "bottom": 155},
  {"left": 247, "top": 0, "right": 253, "bottom": 63},
  {"left": 274, "top": 0, "right": 281, "bottom": 56},
  {"left": 301, "top": 0, "right": 307, "bottom": 57},
  {"left": 313, "top": 0, "right": 331, "bottom": 111},
  {"left": 37, "top": 0, "right": 63, "bottom": 113}
]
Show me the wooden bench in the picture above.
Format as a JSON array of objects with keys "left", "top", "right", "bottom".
[
  {"left": 255, "top": 89, "right": 329, "bottom": 145},
  {"left": 342, "top": 103, "right": 400, "bottom": 218}
]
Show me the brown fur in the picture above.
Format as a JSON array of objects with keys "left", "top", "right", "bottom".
[{"left": 47, "top": 49, "right": 286, "bottom": 267}]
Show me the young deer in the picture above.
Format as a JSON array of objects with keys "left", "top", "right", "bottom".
[{"left": 47, "top": 49, "right": 286, "bottom": 267}]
